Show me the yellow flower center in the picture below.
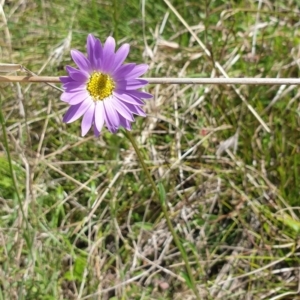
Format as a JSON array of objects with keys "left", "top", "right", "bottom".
[{"left": 86, "top": 72, "right": 115, "bottom": 101}]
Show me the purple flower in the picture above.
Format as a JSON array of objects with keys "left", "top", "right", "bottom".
[{"left": 60, "top": 34, "right": 152, "bottom": 136}]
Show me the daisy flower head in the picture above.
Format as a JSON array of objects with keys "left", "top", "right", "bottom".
[{"left": 60, "top": 34, "right": 152, "bottom": 136}]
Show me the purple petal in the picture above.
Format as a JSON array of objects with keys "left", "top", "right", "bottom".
[
  {"left": 63, "top": 98, "right": 92, "bottom": 123},
  {"left": 61, "top": 92, "right": 72, "bottom": 103},
  {"left": 103, "top": 36, "right": 116, "bottom": 54},
  {"left": 71, "top": 49, "right": 92, "bottom": 72},
  {"left": 64, "top": 86, "right": 87, "bottom": 93},
  {"left": 104, "top": 113, "right": 117, "bottom": 133},
  {"left": 93, "top": 39, "right": 103, "bottom": 70},
  {"left": 61, "top": 91, "right": 84, "bottom": 103},
  {"left": 103, "top": 98, "right": 120, "bottom": 128},
  {"left": 102, "top": 100, "right": 118, "bottom": 132},
  {"left": 94, "top": 101, "right": 105, "bottom": 133},
  {"left": 94, "top": 125, "right": 100, "bottom": 137},
  {"left": 113, "top": 43, "right": 130, "bottom": 71},
  {"left": 113, "top": 63, "right": 136, "bottom": 78},
  {"left": 110, "top": 97, "right": 134, "bottom": 121},
  {"left": 63, "top": 82, "right": 86, "bottom": 92},
  {"left": 81, "top": 102, "right": 95, "bottom": 136},
  {"left": 60, "top": 76, "right": 74, "bottom": 84},
  {"left": 130, "top": 94, "right": 148, "bottom": 105},
  {"left": 87, "top": 34, "right": 96, "bottom": 69},
  {"left": 118, "top": 114, "right": 132, "bottom": 130},
  {"left": 102, "top": 36, "right": 116, "bottom": 73},
  {"left": 68, "top": 91, "right": 90, "bottom": 105},
  {"left": 126, "top": 64, "right": 148, "bottom": 78},
  {"left": 116, "top": 79, "right": 148, "bottom": 90},
  {"left": 114, "top": 91, "right": 144, "bottom": 105},
  {"left": 122, "top": 102, "right": 146, "bottom": 117},
  {"left": 66, "top": 65, "right": 89, "bottom": 82},
  {"left": 126, "top": 90, "right": 153, "bottom": 99}
]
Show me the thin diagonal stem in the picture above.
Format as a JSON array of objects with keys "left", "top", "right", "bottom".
[
  {"left": 124, "top": 130, "right": 201, "bottom": 300},
  {"left": 0, "top": 99, "right": 31, "bottom": 244},
  {"left": 0, "top": 103, "right": 22, "bottom": 209}
]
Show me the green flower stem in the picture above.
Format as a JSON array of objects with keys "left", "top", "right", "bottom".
[{"left": 124, "top": 130, "right": 201, "bottom": 300}]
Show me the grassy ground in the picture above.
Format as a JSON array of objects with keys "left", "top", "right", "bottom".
[{"left": 1, "top": 0, "right": 300, "bottom": 299}]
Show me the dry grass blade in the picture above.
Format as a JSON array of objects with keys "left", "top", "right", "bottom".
[{"left": 163, "top": 0, "right": 271, "bottom": 132}]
